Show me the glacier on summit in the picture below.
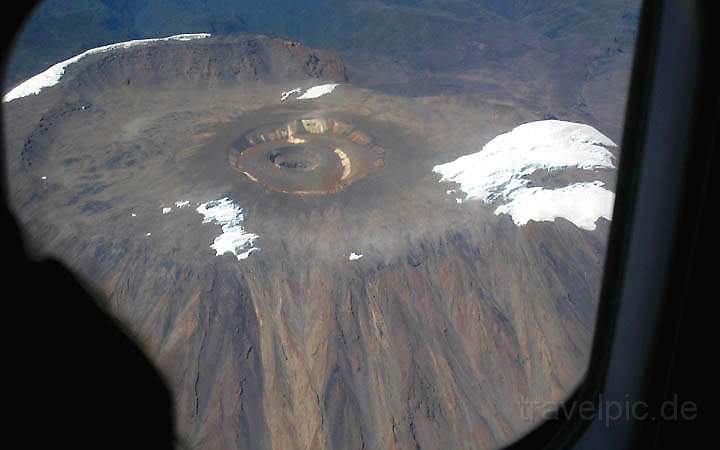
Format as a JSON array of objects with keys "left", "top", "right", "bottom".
[
  {"left": 3, "top": 33, "right": 211, "bottom": 102},
  {"left": 434, "top": 120, "right": 617, "bottom": 230}
]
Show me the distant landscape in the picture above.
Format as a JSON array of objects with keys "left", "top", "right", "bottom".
[{"left": 9, "top": 0, "right": 638, "bottom": 139}]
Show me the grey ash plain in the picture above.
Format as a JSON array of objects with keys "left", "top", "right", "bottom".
[{"left": 4, "top": 27, "right": 629, "bottom": 450}]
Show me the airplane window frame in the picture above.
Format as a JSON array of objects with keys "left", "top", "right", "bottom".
[
  {"left": 506, "top": 0, "right": 715, "bottom": 448},
  {"left": 1, "top": 1, "right": 713, "bottom": 449}
]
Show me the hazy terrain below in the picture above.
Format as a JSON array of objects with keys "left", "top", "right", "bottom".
[{"left": 8, "top": 0, "right": 639, "bottom": 139}]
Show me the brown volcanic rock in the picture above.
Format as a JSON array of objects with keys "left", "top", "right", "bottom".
[
  {"left": 67, "top": 34, "right": 347, "bottom": 95},
  {"left": 3, "top": 35, "right": 610, "bottom": 450},
  {"left": 11, "top": 35, "right": 347, "bottom": 169}
]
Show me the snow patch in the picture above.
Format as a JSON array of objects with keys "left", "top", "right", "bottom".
[
  {"left": 297, "top": 84, "right": 339, "bottom": 99},
  {"left": 196, "top": 197, "right": 259, "bottom": 261},
  {"left": 433, "top": 120, "right": 616, "bottom": 203},
  {"left": 3, "top": 33, "right": 211, "bottom": 102},
  {"left": 280, "top": 87, "right": 302, "bottom": 102},
  {"left": 175, "top": 200, "right": 190, "bottom": 208},
  {"left": 494, "top": 181, "right": 615, "bottom": 230},
  {"left": 348, "top": 252, "right": 363, "bottom": 261},
  {"left": 433, "top": 120, "right": 617, "bottom": 229},
  {"left": 162, "top": 207, "right": 172, "bottom": 214}
]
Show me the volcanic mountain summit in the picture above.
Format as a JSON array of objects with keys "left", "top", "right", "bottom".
[{"left": 4, "top": 34, "right": 616, "bottom": 450}]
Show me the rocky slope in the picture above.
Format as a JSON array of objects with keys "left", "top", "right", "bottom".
[{"left": 4, "top": 35, "right": 613, "bottom": 450}]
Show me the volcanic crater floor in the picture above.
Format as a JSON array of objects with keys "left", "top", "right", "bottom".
[{"left": 228, "top": 116, "right": 384, "bottom": 195}]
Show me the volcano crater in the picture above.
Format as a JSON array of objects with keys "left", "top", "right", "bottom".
[{"left": 228, "top": 117, "right": 385, "bottom": 195}]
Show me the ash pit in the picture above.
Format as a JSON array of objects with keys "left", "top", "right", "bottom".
[
  {"left": 268, "top": 146, "right": 322, "bottom": 171},
  {"left": 228, "top": 117, "right": 385, "bottom": 195}
]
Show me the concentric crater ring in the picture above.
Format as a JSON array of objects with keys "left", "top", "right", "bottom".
[{"left": 228, "top": 117, "right": 385, "bottom": 195}]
